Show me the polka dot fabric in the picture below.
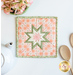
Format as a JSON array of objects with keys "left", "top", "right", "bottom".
[{"left": 16, "top": 17, "right": 57, "bottom": 58}]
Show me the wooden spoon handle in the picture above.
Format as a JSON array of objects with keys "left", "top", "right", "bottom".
[
  {"left": 70, "top": 67, "right": 73, "bottom": 75},
  {"left": 69, "top": 33, "right": 73, "bottom": 48}
]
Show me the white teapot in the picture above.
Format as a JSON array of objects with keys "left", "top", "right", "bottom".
[{"left": 1, "top": 42, "right": 14, "bottom": 75}]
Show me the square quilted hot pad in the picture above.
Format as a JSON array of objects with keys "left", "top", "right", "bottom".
[{"left": 16, "top": 17, "right": 57, "bottom": 58}]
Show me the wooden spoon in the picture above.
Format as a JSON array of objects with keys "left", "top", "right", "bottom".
[
  {"left": 70, "top": 33, "right": 73, "bottom": 48},
  {"left": 59, "top": 45, "right": 73, "bottom": 75}
]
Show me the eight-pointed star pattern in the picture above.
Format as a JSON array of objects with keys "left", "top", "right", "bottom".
[{"left": 25, "top": 25, "right": 50, "bottom": 49}]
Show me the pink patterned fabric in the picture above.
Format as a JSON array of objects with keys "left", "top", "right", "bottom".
[{"left": 16, "top": 17, "right": 57, "bottom": 58}]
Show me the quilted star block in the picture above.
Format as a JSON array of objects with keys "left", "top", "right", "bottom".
[{"left": 16, "top": 17, "right": 57, "bottom": 58}]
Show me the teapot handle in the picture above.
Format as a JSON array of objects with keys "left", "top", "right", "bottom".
[{"left": 1, "top": 53, "right": 5, "bottom": 67}]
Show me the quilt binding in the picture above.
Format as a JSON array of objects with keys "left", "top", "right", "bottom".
[{"left": 16, "top": 16, "right": 58, "bottom": 58}]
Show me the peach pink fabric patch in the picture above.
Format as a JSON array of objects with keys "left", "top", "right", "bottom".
[{"left": 16, "top": 17, "right": 57, "bottom": 58}]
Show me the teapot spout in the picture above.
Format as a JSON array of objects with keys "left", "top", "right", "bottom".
[{"left": 5, "top": 42, "right": 13, "bottom": 49}]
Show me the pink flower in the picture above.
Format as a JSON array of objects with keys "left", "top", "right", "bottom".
[
  {"left": 14, "top": 3, "right": 19, "bottom": 8},
  {"left": 11, "top": 3, "right": 15, "bottom": 9},
  {"left": 10, "top": 10, "right": 14, "bottom": 12},
  {"left": 1, "top": 0, "right": 5, "bottom": 1},
  {"left": 26, "top": 0, "right": 33, "bottom": 3},
  {"left": 21, "top": 5, "right": 26, "bottom": 11},
  {"left": 1, "top": 0, "right": 31, "bottom": 15},
  {"left": 1, "top": 5, "right": 6, "bottom": 9},
  {"left": 4, "top": 1, "right": 11, "bottom": 3},
  {"left": 5, "top": 0, "right": 13, "bottom": 2},
  {"left": 4, "top": 8, "right": 10, "bottom": 15},
  {"left": 26, "top": 0, "right": 33, "bottom": 6},
  {"left": 15, "top": 9, "right": 23, "bottom": 14},
  {"left": 11, "top": 3, "right": 19, "bottom": 9},
  {"left": 13, "top": 0, "right": 19, "bottom": 2},
  {"left": 5, "top": 3, "right": 10, "bottom": 7},
  {"left": 19, "top": 3, "right": 25, "bottom": 7}
]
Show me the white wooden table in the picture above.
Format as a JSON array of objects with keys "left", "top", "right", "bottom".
[{"left": 1, "top": 0, "right": 73, "bottom": 75}]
